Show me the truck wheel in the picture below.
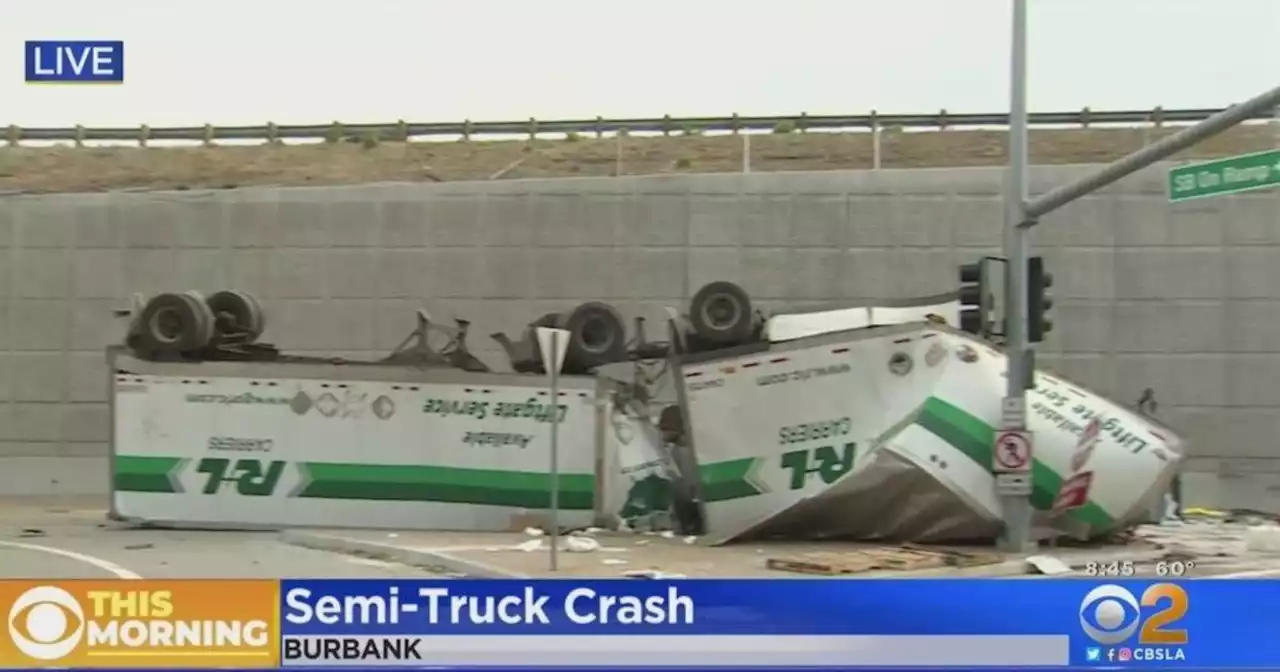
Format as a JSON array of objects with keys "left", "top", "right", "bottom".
[
  {"left": 242, "top": 292, "right": 265, "bottom": 338},
  {"left": 689, "top": 281, "right": 754, "bottom": 344},
  {"left": 558, "top": 302, "right": 627, "bottom": 369},
  {"left": 207, "top": 290, "right": 266, "bottom": 341},
  {"left": 137, "top": 292, "right": 215, "bottom": 353}
]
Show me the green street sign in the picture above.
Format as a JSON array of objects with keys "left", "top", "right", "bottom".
[{"left": 1168, "top": 149, "right": 1280, "bottom": 202}]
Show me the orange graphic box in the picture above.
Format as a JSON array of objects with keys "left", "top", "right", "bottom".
[{"left": 0, "top": 580, "right": 278, "bottom": 668}]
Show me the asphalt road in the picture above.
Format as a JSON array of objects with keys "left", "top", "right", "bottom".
[
  {"left": 0, "top": 498, "right": 438, "bottom": 579},
  {"left": 4, "top": 498, "right": 1279, "bottom": 580}
]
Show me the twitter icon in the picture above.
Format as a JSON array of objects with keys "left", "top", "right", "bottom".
[{"left": 1085, "top": 648, "right": 1102, "bottom": 662}]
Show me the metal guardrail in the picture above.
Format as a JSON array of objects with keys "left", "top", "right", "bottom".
[{"left": 1, "top": 106, "right": 1273, "bottom": 146}]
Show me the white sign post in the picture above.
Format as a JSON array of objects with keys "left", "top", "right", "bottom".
[
  {"left": 535, "top": 327, "right": 571, "bottom": 572},
  {"left": 1000, "top": 397, "right": 1027, "bottom": 428},
  {"left": 993, "top": 430, "right": 1033, "bottom": 497}
]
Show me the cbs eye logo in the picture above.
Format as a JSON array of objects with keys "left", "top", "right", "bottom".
[
  {"left": 7, "top": 586, "right": 86, "bottom": 660},
  {"left": 1079, "top": 583, "right": 1188, "bottom": 646}
]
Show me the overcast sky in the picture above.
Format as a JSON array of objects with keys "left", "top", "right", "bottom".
[{"left": 3, "top": 0, "right": 1277, "bottom": 127}]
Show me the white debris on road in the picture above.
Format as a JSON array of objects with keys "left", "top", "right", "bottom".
[
  {"left": 515, "top": 539, "right": 545, "bottom": 552},
  {"left": 624, "top": 569, "right": 687, "bottom": 579},
  {"left": 1125, "top": 510, "right": 1280, "bottom": 577},
  {"left": 1246, "top": 526, "right": 1280, "bottom": 553},
  {"left": 561, "top": 536, "right": 601, "bottom": 553}
]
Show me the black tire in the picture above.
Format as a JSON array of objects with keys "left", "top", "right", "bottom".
[
  {"left": 136, "top": 292, "right": 215, "bottom": 353},
  {"left": 688, "top": 280, "right": 754, "bottom": 344},
  {"left": 557, "top": 302, "right": 627, "bottom": 369},
  {"left": 242, "top": 291, "right": 266, "bottom": 337},
  {"left": 207, "top": 290, "right": 266, "bottom": 341}
]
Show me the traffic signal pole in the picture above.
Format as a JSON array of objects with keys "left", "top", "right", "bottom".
[
  {"left": 999, "top": 0, "right": 1036, "bottom": 554},
  {"left": 996, "top": 0, "right": 1280, "bottom": 554}
]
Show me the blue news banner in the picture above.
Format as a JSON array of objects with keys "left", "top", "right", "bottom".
[{"left": 261, "top": 578, "right": 1280, "bottom": 669}]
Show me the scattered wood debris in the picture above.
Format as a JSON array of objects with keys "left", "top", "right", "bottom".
[{"left": 765, "top": 544, "right": 1002, "bottom": 576}]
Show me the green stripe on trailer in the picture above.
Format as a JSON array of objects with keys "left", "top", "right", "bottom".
[
  {"left": 698, "top": 457, "right": 768, "bottom": 502},
  {"left": 916, "top": 397, "right": 1113, "bottom": 528},
  {"left": 114, "top": 455, "right": 183, "bottom": 493},
  {"left": 295, "top": 462, "right": 596, "bottom": 510},
  {"left": 113, "top": 456, "right": 597, "bottom": 510}
]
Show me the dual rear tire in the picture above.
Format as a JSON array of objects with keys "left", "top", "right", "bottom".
[
  {"left": 530, "top": 302, "right": 628, "bottom": 373},
  {"left": 131, "top": 290, "right": 264, "bottom": 354},
  {"left": 688, "top": 280, "right": 756, "bottom": 346},
  {"left": 540, "top": 281, "right": 758, "bottom": 371},
  {"left": 129, "top": 281, "right": 757, "bottom": 361}
]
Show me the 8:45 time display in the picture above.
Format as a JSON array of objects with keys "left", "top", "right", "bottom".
[{"left": 1083, "top": 560, "right": 1135, "bottom": 577}]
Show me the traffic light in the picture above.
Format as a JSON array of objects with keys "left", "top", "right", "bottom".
[
  {"left": 958, "top": 259, "right": 994, "bottom": 336},
  {"left": 1028, "top": 255, "right": 1053, "bottom": 343}
]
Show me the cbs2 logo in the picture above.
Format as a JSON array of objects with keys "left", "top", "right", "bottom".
[{"left": 1079, "top": 583, "right": 1188, "bottom": 645}]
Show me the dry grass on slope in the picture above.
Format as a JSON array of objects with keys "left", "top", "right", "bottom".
[{"left": 0, "top": 123, "right": 1274, "bottom": 194}]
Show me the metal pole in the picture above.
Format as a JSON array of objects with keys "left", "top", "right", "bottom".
[
  {"left": 548, "top": 329, "right": 561, "bottom": 572},
  {"left": 1024, "top": 85, "right": 1280, "bottom": 222},
  {"left": 1273, "top": 104, "right": 1279, "bottom": 149},
  {"left": 1000, "top": 0, "right": 1036, "bottom": 554},
  {"left": 742, "top": 134, "right": 751, "bottom": 174},
  {"left": 615, "top": 134, "right": 623, "bottom": 177},
  {"left": 872, "top": 121, "right": 882, "bottom": 170}
]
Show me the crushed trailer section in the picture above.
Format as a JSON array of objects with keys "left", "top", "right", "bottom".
[
  {"left": 674, "top": 320, "right": 1183, "bottom": 544},
  {"left": 106, "top": 284, "right": 1185, "bottom": 545}
]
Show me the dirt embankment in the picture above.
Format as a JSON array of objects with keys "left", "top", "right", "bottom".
[{"left": 0, "top": 124, "right": 1274, "bottom": 194}]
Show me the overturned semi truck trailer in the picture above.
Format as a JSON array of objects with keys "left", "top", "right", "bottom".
[
  {"left": 108, "top": 347, "right": 673, "bottom": 531},
  {"left": 108, "top": 290, "right": 670, "bottom": 531},
  {"left": 106, "top": 285, "right": 1183, "bottom": 543},
  {"left": 668, "top": 308, "right": 1184, "bottom": 544}
]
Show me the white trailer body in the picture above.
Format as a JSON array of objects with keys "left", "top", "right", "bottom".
[
  {"left": 674, "top": 321, "right": 1184, "bottom": 544},
  {"left": 107, "top": 348, "right": 667, "bottom": 531}
]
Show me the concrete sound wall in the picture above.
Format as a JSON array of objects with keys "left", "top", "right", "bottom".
[{"left": 1, "top": 163, "right": 1278, "bottom": 510}]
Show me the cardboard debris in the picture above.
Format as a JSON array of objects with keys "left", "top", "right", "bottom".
[
  {"left": 1025, "top": 554, "right": 1072, "bottom": 575},
  {"left": 765, "top": 545, "right": 1002, "bottom": 577}
]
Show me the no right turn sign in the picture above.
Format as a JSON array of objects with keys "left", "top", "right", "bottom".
[{"left": 993, "top": 430, "right": 1033, "bottom": 473}]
